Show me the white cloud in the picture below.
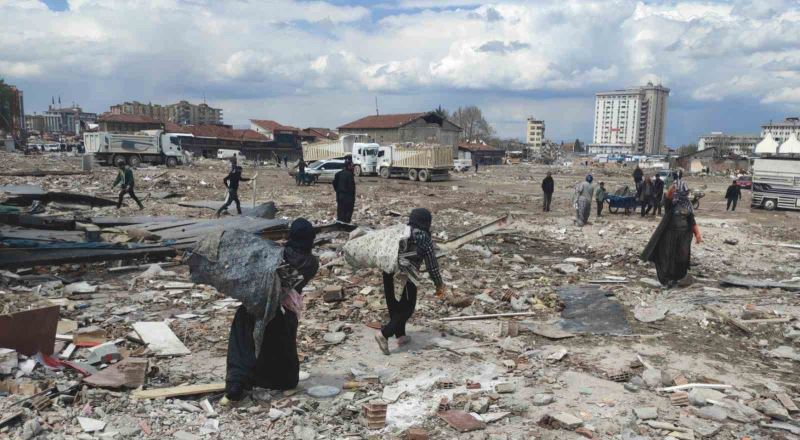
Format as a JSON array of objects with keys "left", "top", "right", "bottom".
[{"left": 1, "top": 0, "right": 799, "bottom": 142}]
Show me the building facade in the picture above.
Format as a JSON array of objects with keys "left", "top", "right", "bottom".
[
  {"left": 590, "top": 82, "right": 669, "bottom": 155},
  {"left": 41, "top": 106, "right": 98, "bottom": 135},
  {"left": 110, "top": 101, "right": 169, "bottom": 122},
  {"left": 97, "top": 114, "right": 165, "bottom": 133},
  {"left": 525, "top": 117, "right": 545, "bottom": 153},
  {"left": 167, "top": 101, "right": 222, "bottom": 125},
  {"left": 0, "top": 83, "right": 25, "bottom": 140},
  {"left": 697, "top": 132, "right": 761, "bottom": 156},
  {"left": 109, "top": 100, "right": 223, "bottom": 125},
  {"left": 761, "top": 117, "right": 800, "bottom": 144},
  {"left": 338, "top": 112, "right": 461, "bottom": 153}
]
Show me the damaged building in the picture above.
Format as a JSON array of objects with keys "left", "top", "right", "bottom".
[{"left": 338, "top": 112, "right": 461, "bottom": 153}]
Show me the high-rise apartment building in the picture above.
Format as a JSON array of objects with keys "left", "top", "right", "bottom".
[
  {"left": 525, "top": 117, "right": 545, "bottom": 153},
  {"left": 109, "top": 100, "right": 223, "bottom": 125},
  {"left": 590, "top": 82, "right": 669, "bottom": 155},
  {"left": 761, "top": 117, "right": 800, "bottom": 144}
]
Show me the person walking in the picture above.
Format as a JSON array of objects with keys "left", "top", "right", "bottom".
[
  {"left": 541, "top": 172, "right": 555, "bottom": 212},
  {"left": 573, "top": 175, "right": 594, "bottom": 226},
  {"left": 653, "top": 174, "right": 665, "bottom": 216},
  {"left": 639, "top": 176, "right": 655, "bottom": 216},
  {"left": 222, "top": 218, "right": 319, "bottom": 404},
  {"left": 217, "top": 162, "right": 252, "bottom": 216},
  {"left": 332, "top": 157, "right": 356, "bottom": 223},
  {"left": 725, "top": 180, "right": 742, "bottom": 211},
  {"left": 112, "top": 163, "right": 144, "bottom": 210},
  {"left": 283, "top": 155, "right": 288, "bottom": 168},
  {"left": 642, "top": 175, "right": 702, "bottom": 287},
  {"left": 374, "top": 208, "right": 445, "bottom": 355},
  {"left": 633, "top": 165, "right": 643, "bottom": 185},
  {"left": 474, "top": 159, "right": 479, "bottom": 173},
  {"left": 594, "top": 181, "right": 606, "bottom": 217}
]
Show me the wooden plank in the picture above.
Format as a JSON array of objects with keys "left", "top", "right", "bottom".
[
  {"left": 132, "top": 322, "right": 191, "bottom": 356},
  {"left": 702, "top": 305, "right": 752, "bottom": 335},
  {"left": 132, "top": 383, "right": 225, "bottom": 400}
]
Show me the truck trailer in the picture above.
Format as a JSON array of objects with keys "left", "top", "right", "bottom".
[
  {"left": 377, "top": 144, "right": 452, "bottom": 181},
  {"left": 301, "top": 134, "right": 379, "bottom": 177},
  {"left": 751, "top": 156, "right": 800, "bottom": 211},
  {"left": 84, "top": 131, "right": 186, "bottom": 167}
]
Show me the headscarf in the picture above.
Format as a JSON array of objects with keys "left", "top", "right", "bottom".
[
  {"left": 286, "top": 218, "right": 316, "bottom": 254},
  {"left": 586, "top": 174, "right": 593, "bottom": 183},
  {"left": 408, "top": 208, "right": 432, "bottom": 232},
  {"left": 672, "top": 177, "right": 693, "bottom": 213}
]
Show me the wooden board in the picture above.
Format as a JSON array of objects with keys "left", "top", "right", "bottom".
[
  {"left": 132, "top": 322, "right": 191, "bottom": 356},
  {"left": 132, "top": 383, "right": 225, "bottom": 400}
]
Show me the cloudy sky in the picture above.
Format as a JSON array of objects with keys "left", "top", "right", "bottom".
[{"left": 2, "top": 0, "right": 799, "bottom": 145}]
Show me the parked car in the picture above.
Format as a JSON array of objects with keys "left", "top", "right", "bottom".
[
  {"left": 655, "top": 169, "right": 671, "bottom": 180},
  {"left": 735, "top": 175, "right": 752, "bottom": 189},
  {"left": 303, "top": 159, "right": 346, "bottom": 183}
]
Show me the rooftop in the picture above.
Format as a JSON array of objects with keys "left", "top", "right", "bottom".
[
  {"left": 338, "top": 113, "right": 429, "bottom": 130},
  {"left": 98, "top": 113, "right": 162, "bottom": 123},
  {"left": 250, "top": 119, "right": 299, "bottom": 132}
]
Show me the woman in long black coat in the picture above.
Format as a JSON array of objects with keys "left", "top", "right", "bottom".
[{"left": 641, "top": 175, "right": 702, "bottom": 287}]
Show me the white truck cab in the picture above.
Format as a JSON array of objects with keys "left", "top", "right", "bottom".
[{"left": 351, "top": 142, "right": 380, "bottom": 176}]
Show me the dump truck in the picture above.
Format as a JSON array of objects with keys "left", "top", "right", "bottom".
[
  {"left": 301, "top": 134, "right": 379, "bottom": 176},
  {"left": 377, "top": 144, "right": 452, "bottom": 181},
  {"left": 84, "top": 130, "right": 186, "bottom": 167}
]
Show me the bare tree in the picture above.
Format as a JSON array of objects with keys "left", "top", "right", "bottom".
[{"left": 451, "top": 106, "right": 494, "bottom": 142}]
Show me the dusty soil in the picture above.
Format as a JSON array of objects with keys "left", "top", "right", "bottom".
[{"left": 1, "top": 151, "right": 799, "bottom": 439}]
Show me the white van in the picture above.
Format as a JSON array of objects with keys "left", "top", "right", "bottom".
[{"left": 217, "top": 149, "right": 246, "bottom": 161}]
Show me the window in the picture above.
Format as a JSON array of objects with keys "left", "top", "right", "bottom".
[{"left": 322, "top": 162, "right": 345, "bottom": 170}]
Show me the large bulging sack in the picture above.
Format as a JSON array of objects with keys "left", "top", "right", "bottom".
[
  {"left": 188, "top": 229, "right": 284, "bottom": 356},
  {"left": 343, "top": 224, "right": 409, "bottom": 274}
]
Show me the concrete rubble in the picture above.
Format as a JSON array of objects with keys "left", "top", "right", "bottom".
[{"left": 1, "top": 151, "right": 799, "bottom": 439}]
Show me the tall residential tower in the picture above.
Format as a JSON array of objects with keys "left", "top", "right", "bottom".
[{"left": 590, "top": 82, "right": 669, "bottom": 155}]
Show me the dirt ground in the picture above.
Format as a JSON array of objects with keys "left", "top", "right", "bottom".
[{"left": 1, "top": 151, "right": 799, "bottom": 439}]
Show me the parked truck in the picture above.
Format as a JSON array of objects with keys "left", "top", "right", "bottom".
[
  {"left": 377, "top": 144, "right": 452, "bottom": 181},
  {"left": 84, "top": 130, "right": 186, "bottom": 167},
  {"left": 301, "top": 134, "right": 380, "bottom": 177},
  {"left": 751, "top": 156, "right": 800, "bottom": 211}
]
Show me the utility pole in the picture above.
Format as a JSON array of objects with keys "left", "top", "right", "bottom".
[{"left": 375, "top": 96, "right": 379, "bottom": 116}]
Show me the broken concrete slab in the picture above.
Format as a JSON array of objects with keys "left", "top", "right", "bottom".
[
  {"left": 132, "top": 322, "right": 190, "bottom": 356},
  {"left": 754, "top": 399, "right": 790, "bottom": 421},
  {"left": 438, "top": 410, "right": 485, "bottom": 433},
  {"left": 633, "top": 305, "right": 668, "bottom": 323},
  {"left": 78, "top": 417, "right": 106, "bottom": 433},
  {"left": 678, "top": 415, "right": 722, "bottom": 438},
  {"left": 533, "top": 394, "right": 555, "bottom": 406},
  {"left": 688, "top": 388, "right": 726, "bottom": 406},
  {"left": 83, "top": 358, "right": 148, "bottom": 389},
  {"left": 542, "top": 412, "right": 584, "bottom": 429},
  {"left": 634, "top": 407, "right": 658, "bottom": 420}
]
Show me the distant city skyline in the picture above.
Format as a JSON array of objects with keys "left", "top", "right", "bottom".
[{"left": 4, "top": 1, "right": 800, "bottom": 146}]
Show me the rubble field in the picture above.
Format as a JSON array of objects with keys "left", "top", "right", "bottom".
[{"left": 1, "top": 150, "right": 799, "bottom": 440}]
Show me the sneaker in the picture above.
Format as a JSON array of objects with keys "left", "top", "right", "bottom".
[{"left": 374, "top": 334, "right": 390, "bottom": 356}]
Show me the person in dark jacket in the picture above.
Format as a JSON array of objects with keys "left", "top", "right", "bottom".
[
  {"left": 112, "top": 163, "right": 144, "bottom": 210},
  {"left": 541, "top": 172, "right": 555, "bottom": 212},
  {"left": 332, "top": 158, "right": 356, "bottom": 223},
  {"left": 653, "top": 174, "right": 665, "bottom": 216},
  {"left": 223, "top": 218, "right": 319, "bottom": 404},
  {"left": 642, "top": 177, "right": 702, "bottom": 287},
  {"left": 639, "top": 176, "right": 655, "bottom": 216},
  {"left": 217, "top": 163, "right": 252, "bottom": 216},
  {"left": 374, "top": 208, "right": 445, "bottom": 355},
  {"left": 633, "top": 165, "right": 643, "bottom": 185},
  {"left": 725, "top": 180, "right": 742, "bottom": 211}
]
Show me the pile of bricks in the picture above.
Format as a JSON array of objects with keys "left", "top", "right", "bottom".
[{"left": 362, "top": 401, "right": 388, "bottom": 430}]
